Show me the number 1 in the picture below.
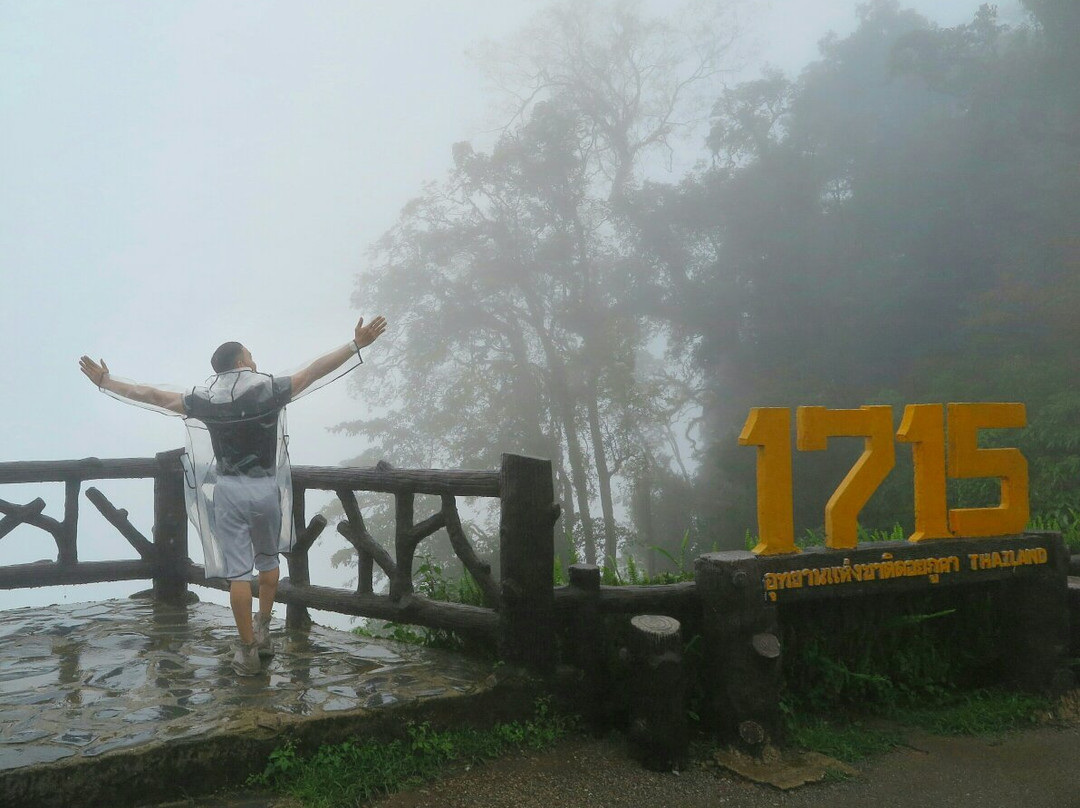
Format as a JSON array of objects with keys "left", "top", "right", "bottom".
[
  {"left": 896, "top": 404, "right": 952, "bottom": 542},
  {"left": 738, "top": 408, "right": 796, "bottom": 555}
]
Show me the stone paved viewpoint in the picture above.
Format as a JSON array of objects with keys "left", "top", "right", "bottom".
[{"left": 0, "top": 597, "right": 500, "bottom": 807}]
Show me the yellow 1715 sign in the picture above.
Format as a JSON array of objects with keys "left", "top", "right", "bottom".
[{"left": 739, "top": 403, "right": 1029, "bottom": 555}]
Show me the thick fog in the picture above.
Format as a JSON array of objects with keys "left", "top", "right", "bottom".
[{"left": 1, "top": 0, "right": 1045, "bottom": 616}]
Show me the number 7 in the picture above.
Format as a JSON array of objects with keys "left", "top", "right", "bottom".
[{"left": 796, "top": 406, "right": 895, "bottom": 549}]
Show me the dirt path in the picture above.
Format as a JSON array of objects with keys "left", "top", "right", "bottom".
[
  {"left": 369, "top": 724, "right": 1080, "bottom": 808},
  {"left": 147, "top": 714, "right": 1080, "bottom": 808}
]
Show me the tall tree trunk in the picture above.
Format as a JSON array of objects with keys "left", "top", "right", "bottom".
[
  {"left": 586, "top": 376, "right": 617, "bottom": 568},
  {"left": 634, "top": 469, "right": 658, "bottom": 578},
  {"left": 557, "top": 466, "right": 576, "bottom": 569},
  {"left": 522, "top": 288, "right": 597, "bottom": 564},
  {"left": 562, "top": 394, "right": 596, "bottom": 564}
]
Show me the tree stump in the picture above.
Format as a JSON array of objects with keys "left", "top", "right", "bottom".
[
  {"left": 569, "top": 563, "right": 608, "bottom": 725},
  {"left": 627, "top": 614, "right": 688, "bottom": 771}
]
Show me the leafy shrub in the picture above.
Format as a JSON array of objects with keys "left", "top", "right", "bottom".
[{"left": 250, "top": 698, "right": 572, "bottom": 807}]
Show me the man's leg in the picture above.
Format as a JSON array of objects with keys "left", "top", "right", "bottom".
[
  {"left": 257, "top": 566, "right": 279, "bottom": 619},
  {"left": 248, "top": 477, "right": 283, "bottom": 658},
  {"left": 231, "top": 580, "right": 255, "bottom": 644},
  {"left": 217, "top": 477, "right": 257, "bottom": 645}
]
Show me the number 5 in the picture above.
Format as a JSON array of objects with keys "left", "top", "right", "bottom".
[{"left": 946, "top": 403, "right": 1029, "bottom": 536}]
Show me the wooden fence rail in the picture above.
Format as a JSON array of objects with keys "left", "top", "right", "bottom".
[{"left": 0, "top": 450, "right": 558, "bottom": 671}]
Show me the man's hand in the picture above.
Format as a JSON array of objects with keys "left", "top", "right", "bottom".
[
  {"left": 79, "top": 355, "right": 184, "bottom": 413},
  {"left": 80, "top": 356, "right": 110, "bottom": 388},
  {"left": 354, "top": 315, "right": 388, "bottom": 350}
]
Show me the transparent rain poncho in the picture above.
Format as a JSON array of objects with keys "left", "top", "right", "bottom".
[{"left": 101, "top": 347, "right": 362, "bottom": 579}]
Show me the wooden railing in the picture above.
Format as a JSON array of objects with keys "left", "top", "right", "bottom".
[
  {"left": 0, "top": 450, "right": 559, "bottom": 671},
  {"left": 0, "top": 450, "right": 187, "bottom": 598}
]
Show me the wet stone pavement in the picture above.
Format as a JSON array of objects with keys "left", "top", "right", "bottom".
[{"left": 0, "top": 598, "right": 494, "bottom": 775}]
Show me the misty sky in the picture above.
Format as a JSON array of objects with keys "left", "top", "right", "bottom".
[{"left": 0, "top": 0, "right": 1018, "bottom": 612}]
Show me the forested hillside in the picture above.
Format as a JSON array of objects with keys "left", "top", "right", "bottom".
[{"left": 338, "top": 0, "right": 1080, "bottom": 574}]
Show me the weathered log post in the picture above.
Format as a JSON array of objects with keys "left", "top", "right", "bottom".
[
  {"left": 1069, "top": 578, "right": 1080, "bottom": 660},
  {"left": 392, "top": 492, "right": 416, "bottom": 600},
  {"left": 695, "top": 551, "right": 782, "bottom": 751},
  {"left": 627, "top": 614, "right": 688, "bottom": 771},
  {"left": 58, "top": 478, "right": 79, "bottom": 566},
  {"left": 152, "top": 448, "right": 189, "bottom": 605},
  {"left": 1000, "top": 532, "right": 1073, "bottom": 694},
  {"left": 569, "top": 563, "right": 607, "bottom": 722},
  {"left": 498, "top": 453, "right": 558, "bottom": 672},
  {"left": 286, "top": 483, "right": 312, "bottom": 630}
]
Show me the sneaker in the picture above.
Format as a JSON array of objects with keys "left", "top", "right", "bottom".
[
  {"left": 231, "top": 640, "right": 261, "bottom": 676},
  {"left": 253, "top": 612, "right": 275, "bottom": 658}
]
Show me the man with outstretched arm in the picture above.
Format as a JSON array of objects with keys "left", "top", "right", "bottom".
[{"left": 80, "top": 315, "right": 387, "bottom": 676}]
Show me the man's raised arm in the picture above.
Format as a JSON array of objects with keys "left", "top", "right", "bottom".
[
  {"left": 289, "top": 315, "right": 387, "bottom": 398},
  {"left": 80, "top": 356, "right": 186, "bottom": 415}
]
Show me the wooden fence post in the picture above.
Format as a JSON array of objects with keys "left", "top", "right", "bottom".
[
  {"left": 695, "top": 551, "right": 782, "bottom": 750},
  {"left": 286, "top": 483, "right": 312, "bottom": 630},
  {"left": 58, "top": 479, "right": 80, "bottom": 566},
  {"left": 153, "top": 448, "right": 189, "bottom": 605},
  {"left": 498, "top": 453, "right": 558, "bottom": 672},
  {"left": 569, "top": 563, "right": 607, "bottom": 722}
]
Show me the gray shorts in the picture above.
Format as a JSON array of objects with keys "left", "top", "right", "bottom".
[{"left": 214, "top": 474, "right": 282, "bottom": 581}]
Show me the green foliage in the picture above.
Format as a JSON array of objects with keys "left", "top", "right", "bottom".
[
  {"left": 781, "top": 591, "right": 1003, "bottom": 715},
  {"left": 791, "top": 523, "right": 907, "bottom": 550},
  {"left": 897, "top": 690, "right": 1049, "bottom": 735},
  {"left": 786, "top": 689, "right": 1050, "bottom": 765},
  {"left": 351, "top": 554, "right": 488, "bottom": 653},
  {"left": 250, "top": 699, "right": 572, "bottom": 807},
  {"left": 553, "top": 532, "right": 582, "bottom": 586},
  {"left": 594, "top": 529, "right": 701, "bottom": 586},
  {"left": 783, "top": 590, "right": 1051, "bottom": 760},
  {"left": 763, "top": 517, "right": 1073, "bottom": 551},
  {"left": 1030, "top": 507, "right": 1080, "bottom": 552},
  {"left": 330, "top": 0, "right": 1080, "bottom": 559},
  {"left": 783, "top": 714, "right": 903, "bottom": 763},
  {"left": 600, "top": 562, "right": 623, "bottom": 586},
  {"left": 679, "top": 0, "right": 1080, "bottom": 546},
  {"left": 415, "top": 555, "right": 485, "bottom": 607},
  {"left": 600, "top": 559, "right": 694, "bottom": 588},
  {"left": 651, "top": 529, "right": 693, "bottom": 574},
  {"left": 337, "top": 1, "right": 739, "bottom": 570},
  {"left": 352, "top": 622, "right": 429, "bottom": 647}
]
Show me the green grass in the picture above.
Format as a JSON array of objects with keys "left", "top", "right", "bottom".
[
  {"left": 784, "top": 715, "right": 903, "bottom": 762},
  {"left": 778, "top": 587, "right": 1054, "bottom": 763},
  {"left": 599, "top": 530, "right": 699, "bottom": 586},
  {"left": 744, "top": 511, "right": 1080, "bottom": 551},
  {"left": 785, "top": 688, "right": 1051, "bottom": 764},
  {"left": 351, "top": 554, "right": 489, "bottom": 652},
  {"left": 1029, "top": 507, "right": 1080, "bottom": 552},
  {"left": 249, "top": 698, "right": 572, "bottom": 808},
  {"left": 890, "top": 689, "right": 1050, "bottom": 735}
]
